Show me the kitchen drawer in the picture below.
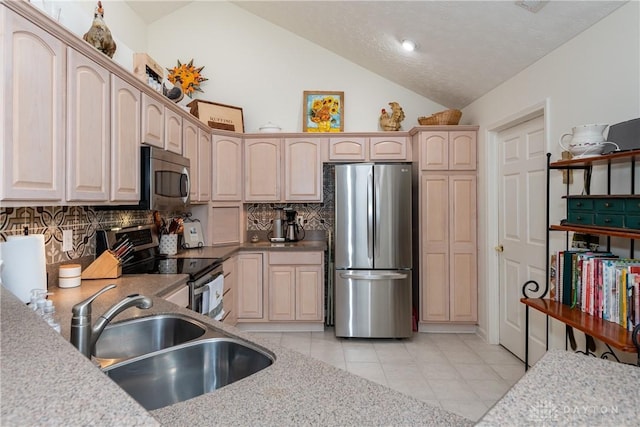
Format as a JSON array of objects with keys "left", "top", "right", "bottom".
[
  {"left": 269, "top": 251, "right": 322, "bottom": 265},
  {"left": 594, "top": 213, "right": 625, "bottom": 228},
  {"left": 594, "top": 198, "right": 625, "bottom": 213},
  {"left": 624, "top": 198, "right": 640, "bottom": 214},
  {"left": 567, "top": 212, "right": 594, "bottom": 226},
  {"left": 161, "top": 284, "right": 189, "bottom": 308},
  {"left": 568, "top": 198, "right": 594, "bottom": 211},
  {"left": 624, "top": 215, "right": 640, "bottom": 230}
]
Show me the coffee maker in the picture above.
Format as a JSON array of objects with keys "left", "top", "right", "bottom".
[
  {"left": 284, "top": 208, "right": 305, "bottom": 242},
  {"left": 270, "top": 208, "right": 286, "bottom": 241}
]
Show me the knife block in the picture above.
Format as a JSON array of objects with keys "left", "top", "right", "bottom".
[{"left": 81, "top": 250, "right": 122, "bottom": 279}]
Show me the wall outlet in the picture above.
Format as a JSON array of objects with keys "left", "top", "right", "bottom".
[
  {"left": 297, "top": 215, "right": 304, "bottom": 226},
  {"left": 62, "top": 229, "right": 73, "bottom": 252}
]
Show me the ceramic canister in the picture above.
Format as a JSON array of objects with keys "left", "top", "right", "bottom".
[{"left": 59, "top": 264, "right": 82, "bottom": 288}]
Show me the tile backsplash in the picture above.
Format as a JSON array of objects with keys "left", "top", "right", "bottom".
[
  {"left": 0, "top": 206, "right": 153, "bottom": 265},
  {"left": 246, "top": 164, "right": 335, "bottom": 234},
  {"left": 1, "top": 165, "right": 338, "bottom": 267}
]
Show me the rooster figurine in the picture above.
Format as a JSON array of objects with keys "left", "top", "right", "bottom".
[
  {"left": 379, "top": 102, "right": 405, "bottom": 131},
  {"left": 83, "top": 1, "right": 116, "bottom": 58}
]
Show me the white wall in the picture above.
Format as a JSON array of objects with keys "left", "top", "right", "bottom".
[
  {"left": 29, "top": 0, "right": 148, "bottom": 70},
  {"left": 462, "top": 1, "right": 640, "bottom": 350},
  {"left": 145, "top": 1, "right": 444, "bottom": 132}
]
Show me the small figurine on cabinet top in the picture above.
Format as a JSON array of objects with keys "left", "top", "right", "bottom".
[
  {"left": 83, "top": 1, "right": 117, "bottom": 58},
  {"left": 379, "top": 101, "right": 405, "bottom": 131}
]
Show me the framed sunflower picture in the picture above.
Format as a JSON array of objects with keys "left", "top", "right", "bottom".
[{"left": 303, "top": 91, "right": 344, "bottom": 132}]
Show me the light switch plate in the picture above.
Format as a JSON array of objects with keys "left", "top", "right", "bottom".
[{"left": 62, "top": 229, "right": 73, "bottom": 252}]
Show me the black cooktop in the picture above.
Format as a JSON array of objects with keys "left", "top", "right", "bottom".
[{"left": 123, "top": 256, "right": 222, "bottom": 278}]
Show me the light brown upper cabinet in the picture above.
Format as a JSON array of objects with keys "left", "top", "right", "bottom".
[
  {"left": 110, "top": 75, "right": 141, "bottom": 203},
  {"left": 244, "top": 138, "right": 281, "bottom": 202},
  {"left": 419, "top": 131, "right": 476, "bottom": 170},
  {"left": 284, "top": 138, "right": 323, "bottom": 201},
  {"left": 66, "top": 47, "right": 110, "bottom": 202},
  {"left": 212, "top": 134, "right": 243, "bottom": 201},
  {"left": 141, "top": 93, "right": 164, "bottom": 148},
  {"left": 329, "top": 135, "right": 410, "bottom": 162},
  {"left": 164, "top": 107, "right": 183, "bottom": 155},
  {"left": 1, "top": 8, "right": 66, "bottom": 203}
]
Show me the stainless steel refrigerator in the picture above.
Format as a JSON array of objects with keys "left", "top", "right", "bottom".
[{"left": 334, "top": 163, "right": 412, "bottom": 338}]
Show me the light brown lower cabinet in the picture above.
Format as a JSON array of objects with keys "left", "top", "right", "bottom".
[
  {"left": 268, "top": 252, "right": 324, "bottom": 322},
  {"left": 236, "top": 252, "right": 264, "bottom": 320},
  {"left": 222, "top": 256, "right": 237, "bottom": 325}
]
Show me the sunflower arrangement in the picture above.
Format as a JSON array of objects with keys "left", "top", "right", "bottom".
[{"left": 167, "top": 59, "right": 208, "bottom": 97}]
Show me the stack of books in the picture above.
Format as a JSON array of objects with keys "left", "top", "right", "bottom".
[{"left": 550, "top": 250, "right": 640, "bottom": 331}]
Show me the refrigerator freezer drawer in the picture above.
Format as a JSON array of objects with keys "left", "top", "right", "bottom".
[{"left": 334, "top": 270, "right": 412, "bottom": 338}]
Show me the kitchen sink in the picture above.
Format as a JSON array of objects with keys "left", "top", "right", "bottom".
[
  {"left": 102, "top": 338, "right": 274, "bottom": 410},
  {"left": 94, "top": 314, "right": 208, "bottom": 364}
]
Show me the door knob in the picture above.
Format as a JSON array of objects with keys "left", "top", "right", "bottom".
[{"left": 495, "top": 244, "right": 504, "bottom": 252}]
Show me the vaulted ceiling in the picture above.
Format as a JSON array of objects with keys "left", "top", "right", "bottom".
[{"left": 126, "top": 1, "right": 627, "bottom": 109}]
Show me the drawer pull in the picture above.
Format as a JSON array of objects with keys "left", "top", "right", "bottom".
[
  {"left": 576, "top": 202, "right": 583, "bottom": 207},
  {"left": 576, "top": 216, "right": 582, "bottom": 220},
  {"left": 605, "top": 218, "right": 611, "bottom": 223},
  {"left": 605, "top": 203, "right": 611, "bottom": 207}
]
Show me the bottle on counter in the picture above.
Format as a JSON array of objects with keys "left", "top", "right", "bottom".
[
  {"left": 28, "top": 289, "right": 48, "bottom": 311},
  {"left": 42, "top": 299, "right": 61, "bottom": 334}
]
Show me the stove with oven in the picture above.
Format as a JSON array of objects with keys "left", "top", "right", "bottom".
[{"left": 96, "top": 225, "right": 224, "bottom": 318}]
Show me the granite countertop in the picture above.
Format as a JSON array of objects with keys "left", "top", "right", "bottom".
[
  {"left": 169, "top": 240, "right": 327, "bottom": 261},
  {"left": 1, "top": 272, "right": 469, "bottom": 426},
  {"left": 477, "top": 349, "right": 640, "bottom": 426}
]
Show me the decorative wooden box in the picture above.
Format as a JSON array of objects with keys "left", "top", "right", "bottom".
[{"left": 133, "top": 53, "right": 164, "bottom": 85}]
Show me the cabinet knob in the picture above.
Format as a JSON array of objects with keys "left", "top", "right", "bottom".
[
  {"left": 605, "top": 203, "right": 611, "bottom": 207},
  {"left": 495, "top": 244, "right": 504, "bottom": 252},
  {"left": 576, "top": 202, "right": 583, "bottom": 207}
]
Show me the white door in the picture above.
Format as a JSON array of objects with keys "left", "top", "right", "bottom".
[{"left": 498, "top": 115, "right": 547, "bottom": 365}]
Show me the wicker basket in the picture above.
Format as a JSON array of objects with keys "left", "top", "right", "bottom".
[{"left": 418, "top": 109, "right": 462, "bottom": 126}]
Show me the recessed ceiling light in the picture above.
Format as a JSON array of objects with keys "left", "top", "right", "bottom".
[{"left": 401, "top": 39, "right": 416, "bottom": 52}]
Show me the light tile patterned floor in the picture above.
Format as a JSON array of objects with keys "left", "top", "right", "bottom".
[{"left": 250, "top": 329, "right": 525, "bottom": 422}]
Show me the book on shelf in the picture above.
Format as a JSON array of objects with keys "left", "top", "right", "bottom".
[{"left": 548, "top": 251, "right": 640, "bottom": 330}]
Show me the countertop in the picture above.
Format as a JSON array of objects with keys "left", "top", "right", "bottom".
[
  {"left": 1, "top": 270, "right": 469, "bottom": 426},
  {"left": 170, "top": 240, "right": 327, "bottom": 261},
  {"left": 477, "top": 349, "right": 640, "bottom": 426}
]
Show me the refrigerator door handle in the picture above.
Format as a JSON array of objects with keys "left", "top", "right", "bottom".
[
  {"left": 367, "top": 168, "right": 374, "bottom": 262},
  {"left": 339, "top": 272, "right": 408, "bottom": 281}
]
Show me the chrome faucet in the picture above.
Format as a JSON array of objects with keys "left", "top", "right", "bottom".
[{"left": 70, "top": 284, "right": 153, "bottom": 358}]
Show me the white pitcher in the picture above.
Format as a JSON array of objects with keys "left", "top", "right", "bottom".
[
  {"left": 559, "top": 124, "right": 608, "bottom": 149},
  {"left": 559, "top": 124, "right": 608, "bottom": 157}
]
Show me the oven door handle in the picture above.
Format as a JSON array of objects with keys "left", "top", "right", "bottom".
[
  {"left": 192, "top": 270, "right": 223, "bottom": 296},
  {"left": 193, "top": 286, "right": 207, "bottom": 297}
]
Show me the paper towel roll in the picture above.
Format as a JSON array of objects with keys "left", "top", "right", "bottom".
[{"left": 0, "top": 235, "right": 47, "bottom": 303}]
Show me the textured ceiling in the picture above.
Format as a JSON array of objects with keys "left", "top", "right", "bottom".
[{"left": 126, "top": 1, "right": 626, "bottom": 109}]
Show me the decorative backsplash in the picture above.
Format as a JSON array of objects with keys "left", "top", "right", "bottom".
[
  {"left": 0, "top": 207, "right": 153, "bottom": 265},
  {"left": 0, "top": 165, "right": 338, "bottom": 266},
  {"left": 246, "top": 164, "right": 335, "bottom": 233}
]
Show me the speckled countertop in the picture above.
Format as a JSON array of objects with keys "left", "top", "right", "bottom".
[
  {"left": 172, "top": 239, "right": 327, "bottom": 260},
  {"left": 477, "top": 349, "right": 640, "bottom": 426},
  {"left": 1, "top": 243, "right": 469, "bottom": 426}
]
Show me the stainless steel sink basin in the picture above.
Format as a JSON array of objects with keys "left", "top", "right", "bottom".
[
  {"left": 94, "top": 314, "right": 207, "bottom": 363},
  {"left": 103, "top": 338, "right": 274, "bottom": 410}
]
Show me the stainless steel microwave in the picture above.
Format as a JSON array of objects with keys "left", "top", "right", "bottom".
[
  {"left": 102, "top": 146, "right": 190, "bottom": 212},
  {"left": 143, "top": 146, "right": 190, "bottom": 212}
]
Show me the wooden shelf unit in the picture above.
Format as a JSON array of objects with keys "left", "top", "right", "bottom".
[
  {"left": 521, "top": 151, "right": 640, "bottom": 369},
  {"left": 521, "top": 298, "right": 638, "bottom": 353}
]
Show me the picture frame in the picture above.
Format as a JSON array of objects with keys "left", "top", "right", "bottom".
[
  {"left": 187, "top": 99, "right": 244, "bottom": 132},
  {"left": 303, "top": 91, "right": 344, "bottom": 132}
]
